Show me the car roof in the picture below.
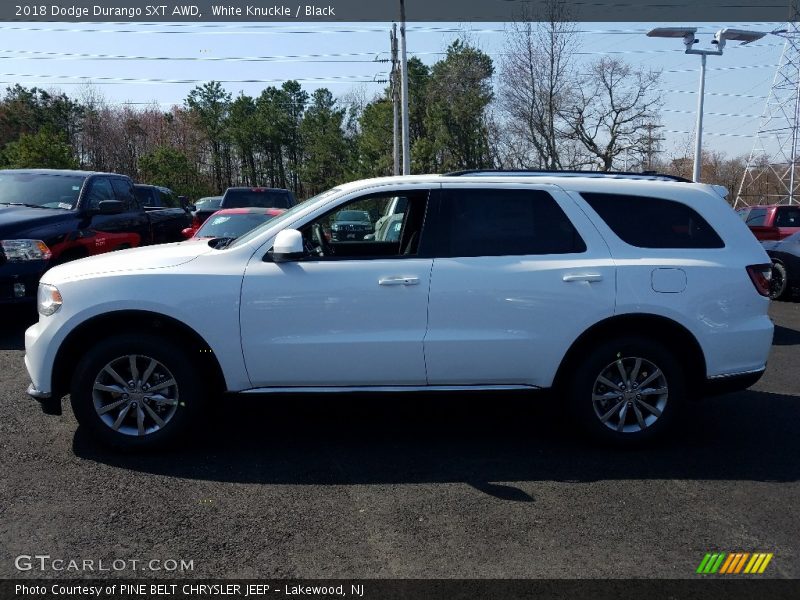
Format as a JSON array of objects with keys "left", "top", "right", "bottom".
[
  {"left": 0, "top": 168, "right": 122, "bottom": 177},
  {"left": 332, "top": 174, "right": 721, "bottom": 199}
]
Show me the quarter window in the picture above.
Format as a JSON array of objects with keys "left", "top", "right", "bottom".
[
  {"left": 581, "top": 192, "right": 724, "bottom": 249},
  {"left": 437, "top": 188, "right": 586, "bottom": 257}
]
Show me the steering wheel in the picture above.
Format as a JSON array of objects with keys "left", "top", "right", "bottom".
[{"left": 311, "top": 223, "right": 333, "bottom": 256}]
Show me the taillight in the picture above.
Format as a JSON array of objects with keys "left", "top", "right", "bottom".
[{"left": 746, "top": 263, "right": 772, "bottom": 297}]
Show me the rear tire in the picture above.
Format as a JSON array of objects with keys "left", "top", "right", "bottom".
[
  {"left": 70, "top": 334, "right": 205, "bottom": 450},
  {"left": 567, "top": 336, "right": 685, "bottom": 446}
]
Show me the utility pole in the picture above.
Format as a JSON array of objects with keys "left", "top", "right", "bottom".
[
  {"left": 399, "top": 0, "right": 410, "bottom": 175},
  {"left": 390, "top": 24, "right": 400, "bottom": 176},
  {"left": 640, "top": 123, "right": 665, "bottom": 171}
]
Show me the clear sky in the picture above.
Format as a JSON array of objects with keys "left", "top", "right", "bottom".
[{"left": 0, "top": 20, "right": 787, "bottom": 160}]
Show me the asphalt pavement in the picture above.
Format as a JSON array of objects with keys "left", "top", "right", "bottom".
[{"left": 1, "top": 301, "right": 798, "bottom": 579}]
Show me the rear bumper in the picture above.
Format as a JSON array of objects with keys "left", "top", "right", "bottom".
[{"left": 703, "top": 368, "right": 766, "bottom": 397}]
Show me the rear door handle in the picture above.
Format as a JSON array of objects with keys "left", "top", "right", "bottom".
[
  {"left": 562, "top": 273, "right": 604, "bottom": 283},
  {"left": 379, "top": 276, "right": 420, "bottom": 286}
]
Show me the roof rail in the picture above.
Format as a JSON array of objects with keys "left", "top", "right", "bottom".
[{"left": 443, "top": 169, "right": 693, "bottom": 183}]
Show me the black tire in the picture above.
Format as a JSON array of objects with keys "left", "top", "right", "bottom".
[
  {"left": 70, "top": 334, "right": 205, "bottom": 450},
  {"left": 769, "top": 262, "right": 789, "bottom": 301},
  {"left": 567, "top": 336, "right": 685, "bottom": 446}
]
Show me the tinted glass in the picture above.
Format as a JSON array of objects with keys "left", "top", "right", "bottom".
[
  {"left": 581, "top": 192, "right": 724, "bottom": 249},
  {"left": 134, "top": 186, "right": 153, "bottom": 207},
  {"left": 194, "top": 197, "right": 223, "bottom": 211},
  {"left": 775, "top": 206, "right": 800, "bottom": 227},
  {"left": 85, "top": 177, "right": 115, "bottom": 210},
  {"left": 438, "top": 189, "right": 586, "bottom": 257},
  {"left": 195, "top": 212, "right": 277, "bottom": 239},
  {"left": 224, "top": 189, "right": 292, "bottom": 209},
  {"left": 111, "top": 178, "right": 135, "bottom": 209},
  {"left": 159, "top": 188, "right": 180, "bottom": 208},
  {"left": 745, "top": 208, "right": 768, "bottom": 227},
  {"left": 0, "top": 172, "right": 85, "bottom": 209},
  {"left": 336, "top": 210, "right": 371, "bottom": 222}
]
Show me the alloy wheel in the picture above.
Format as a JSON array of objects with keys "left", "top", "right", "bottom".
[
  {"left": 91, "top": 354, "right": 180, "bottom": 437},
  {"left": 591, "top": 356, "right": 668, "bottom": 434}
]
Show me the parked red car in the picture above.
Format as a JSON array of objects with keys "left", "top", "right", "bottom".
[
  {"left": 182, "top": 207, "right": 286, "bottom": 240},
  {"left": 737, "top": 204, "right": 800, "bottom": 241}
]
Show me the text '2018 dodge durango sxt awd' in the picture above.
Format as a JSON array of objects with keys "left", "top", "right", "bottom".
[{"left": 24, "top": 171, "right": 774, "bottom": 449}]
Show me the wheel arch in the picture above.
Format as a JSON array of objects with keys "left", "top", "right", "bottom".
[
  {"left": 51, "top": 310, "right": 225, "bottom": 399},
  {"left": 553, "top": 313, "right": 707, "bottom": 395}
]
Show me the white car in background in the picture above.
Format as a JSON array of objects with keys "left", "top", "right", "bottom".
[{"left": 24, "top": 171, "right": 774, "bottom": 449}]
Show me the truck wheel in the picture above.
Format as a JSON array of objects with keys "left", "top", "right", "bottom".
[
  {"left": 567, "top": 336, "right": 684, "bottom": 446},
  {"left": 70, "top": 334, "right": 204, "bottom": 450}
]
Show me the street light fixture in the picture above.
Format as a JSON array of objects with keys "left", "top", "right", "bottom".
[{"left": 647, "top": 26, "right": 765, "bottom": 182}]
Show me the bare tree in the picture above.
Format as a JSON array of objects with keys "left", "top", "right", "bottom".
[
  {"left": 564, "top": 57, "right": 661, "bottom": 171},
  {"left": 499, "top": 1, "right": 577, "bottom": 169}
]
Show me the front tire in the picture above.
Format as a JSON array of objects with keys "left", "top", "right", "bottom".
[
  {"left": 70, "top": 334, "right": 205, "bottom": 450},
  {"left": 769, "top": 261, "right": 788, "bottom": 300},
  {"left": 568, "top": 336, "right": 685, "bottom": 446}
]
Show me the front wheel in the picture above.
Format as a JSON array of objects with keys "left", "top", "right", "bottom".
[
  {"left": 769, "top": 262, "right": 788, "bottom": 300},
  {"left": 70, "top": 334, "right": 205, "bottom": 450},
  {"left": 567, "top": 337, "right": 685, "bottom": 446}
]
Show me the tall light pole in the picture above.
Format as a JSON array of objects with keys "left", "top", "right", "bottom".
[{"left": 647, "top": 27, "right": 765, "bottom": 182}]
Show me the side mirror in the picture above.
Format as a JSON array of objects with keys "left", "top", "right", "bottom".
[
  {"left": 178, "top": 195, "right": 189, "bottom": 209},
  {"left": 269, "top": 229, "right": 305, "bottom": 262},
  {"left": 98, "top": 200, "right": 125, "bottom": 215},
  {"left": 181, "top": 227, "right": 194, "bottom": 239}
]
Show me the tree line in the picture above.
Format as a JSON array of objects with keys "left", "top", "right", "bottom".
[{"left": 0, "top": 21, "right": 759, "bottom": 202}]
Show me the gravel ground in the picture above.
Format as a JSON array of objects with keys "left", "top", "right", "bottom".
[{"left": 1, "top": 301, "right": 798, "bottom": 579}]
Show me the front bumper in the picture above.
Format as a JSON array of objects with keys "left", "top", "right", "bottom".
[
  {"left": 0, "top": 259, "right": 48, "bottom": 303},
  {"left": 27, "top": 383, "right": 62, "bottom": 415}
]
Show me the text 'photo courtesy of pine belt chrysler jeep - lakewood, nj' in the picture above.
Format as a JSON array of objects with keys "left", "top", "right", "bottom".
[{"left": 22, "top": 171, "right": 774, "bottom": 450}]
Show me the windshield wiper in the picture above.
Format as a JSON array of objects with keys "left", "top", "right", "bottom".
[{"left": 0, "top": 202, "right": 48, "bottom": 209}]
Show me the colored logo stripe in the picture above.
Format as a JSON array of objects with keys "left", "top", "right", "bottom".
[{"left": 697, "top": 552, "right": 773, "bottom": 574}]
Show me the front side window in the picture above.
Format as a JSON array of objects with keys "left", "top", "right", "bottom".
[
  {"left": 436, "top": 188, "right": 586, "bottom": 257},
  {"left": 84, "top": 178, "right": 115, "bottom": 210},
  {"left": 299, "top": 190, "right": 430, "bottom": 259},
  {"left": 581, "top": 192, "right": 724, "bottom": 249},
  {"left": 775, "top": 207, "right": 800, "bottom": 227}
]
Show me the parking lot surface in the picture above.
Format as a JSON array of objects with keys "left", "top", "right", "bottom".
[{"left": 1, "top": 301, "right": 798, "bottom": 579}]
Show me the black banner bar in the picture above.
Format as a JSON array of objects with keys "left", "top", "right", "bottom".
[
  {"left": 2, "top": 579, "right": 800, "bottom": 600},
  {"left": 1, "top": 0, "right": 795, "bottom": 23}
]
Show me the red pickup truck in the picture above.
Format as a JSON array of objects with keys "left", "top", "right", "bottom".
[{"left": 737, "top": 204, "right": 800, "bottom": 241}]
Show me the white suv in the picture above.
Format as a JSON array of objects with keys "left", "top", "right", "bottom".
[{"left": 24, "top": 172, "right": 774, "bottom": 448}]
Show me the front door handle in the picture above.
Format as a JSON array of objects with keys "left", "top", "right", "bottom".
[
  {"left": 562, "top": 273, "right": 604, "bottom": 283},
  {"left": 379, "top": 276, "right": 420, "bottom": 286}
]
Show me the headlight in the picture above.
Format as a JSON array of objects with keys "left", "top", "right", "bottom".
[
  {"left": 37, "top": 283, "right": 62, "bottom": 316},
  {"left": 0, "top": 239, "right": 52, "bottom": 261}
]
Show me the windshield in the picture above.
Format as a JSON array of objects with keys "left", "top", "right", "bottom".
[
  {"left": 229, "top": 188, "right": 341, "bottom": 249},
  {"left": 336, "top": 210, "right": 370, "bottom": 222},
  {"left": 0, "top": 172, "right": 86, "bottom": 209},
  {"left": 224, "top": 189, "right": 292, "bottom": 209}
]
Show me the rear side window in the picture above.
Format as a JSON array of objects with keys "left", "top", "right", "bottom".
[
  {"left": 111, "top": 178, "right": 135, "bottom": 210},
  {"left": 437, "top": 188, "right": 586, "bottom": 257},
  {"left": 581, "top": 192, "right": 724, "bottom": 249}
]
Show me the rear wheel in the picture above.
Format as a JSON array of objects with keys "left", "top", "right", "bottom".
[
  {"left": 568, "top": 336, "right": 684, "bottom": 446},
  {"left": 70, "top": 334, "right": 204, "bottom": 450},
  {"left": 769, "top": 261, "right": 788, "bottom": 300}
]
